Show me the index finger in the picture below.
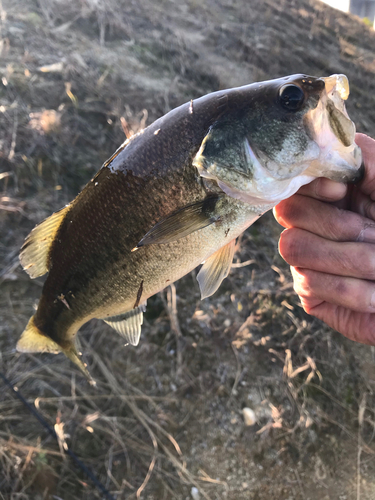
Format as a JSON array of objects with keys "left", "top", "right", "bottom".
[{"left": 296, "top": 177, "right": 348, "bottom": 202}]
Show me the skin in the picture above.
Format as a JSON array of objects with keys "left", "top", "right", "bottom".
[{"left": 274, "top": 133, "right": 375, "bottom": 345}]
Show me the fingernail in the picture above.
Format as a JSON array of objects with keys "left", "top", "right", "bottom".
[{"left": 361, "top": 226, "right": 375, "bottom": 243}]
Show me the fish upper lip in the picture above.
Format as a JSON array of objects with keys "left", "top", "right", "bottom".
[{"left": 322, "top": 74, "right": 350, "bottom": 100}]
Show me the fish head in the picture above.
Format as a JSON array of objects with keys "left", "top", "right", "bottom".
[{"left": 193, "top": 74, "right": 362, "bottom": 205}]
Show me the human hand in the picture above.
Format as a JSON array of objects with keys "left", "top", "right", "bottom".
[{"left": 274, "top": 133, "right": 375, "bottom": 345}]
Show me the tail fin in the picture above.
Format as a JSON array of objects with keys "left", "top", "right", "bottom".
[{"left": 17, "top": 316, "right": 95, "bottom": 385}]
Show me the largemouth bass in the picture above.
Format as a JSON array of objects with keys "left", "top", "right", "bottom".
[{"left": 18, "top": 74, "right": 363, "bottom": 380}]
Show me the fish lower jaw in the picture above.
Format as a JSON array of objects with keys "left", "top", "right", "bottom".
[
  {"left": 304, "top": 144, "right": 362, "bottom": 182},
  {"left": 256, "top": 174, "right": 316, "bottom": 204},
  {"left": 216, "top": 173, "right": 316, "bottom": 206}
]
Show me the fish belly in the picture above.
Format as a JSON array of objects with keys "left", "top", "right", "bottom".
[{"left": 67, "top": 203, "right": 262, "bottom": 335}]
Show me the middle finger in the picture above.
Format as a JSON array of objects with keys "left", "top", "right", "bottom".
[{"left": 279, "top": 228, "right": 375, "bottom": 280}]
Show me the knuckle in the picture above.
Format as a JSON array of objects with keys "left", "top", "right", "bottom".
[
  {"left": 325, "top": 207, "right": 351, "bottom": 241},
  {"left": 353, "top": 247, "right": 375, "bottom": 279},
  {"left": 328, "top": 245, "right": 375, "bottom": 280},
  {"left": 364, "top": 251, "right": 375, "bottom": 280},
  {"left": 329, "top": 207, "right": 345, "bottom": 235},
  {"left": 332, "top": 277, "right": 348, "bottom": 298},
  {"left": 358, "top": 221, "right": 375, "bottom": 243}
]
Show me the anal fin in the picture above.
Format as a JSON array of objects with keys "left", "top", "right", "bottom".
[
  {"left": 20, "top": 205, "right": 70, "bottom": 278},
  {"left": 197, "top": 239, "right": 236, "bottom": 299},
  {"left": 103, "top": 302, "right": 147, "bottom": 346}
]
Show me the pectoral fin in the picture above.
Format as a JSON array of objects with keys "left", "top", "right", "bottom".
[
  {"left": 103, "top": 303, "right": 147, "bottom": 346},
  {"left": 134, "top": 196, "right": 222, "bottom": 248},
  {"left": 197, "top": 239, "right": 236, "bottom": 299}
]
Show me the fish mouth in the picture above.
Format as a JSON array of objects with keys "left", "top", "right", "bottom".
[
  {"left": 303, "top": 74, "right": 362, "bottom": 182},
  {"left": 321, "top": 74, "right": 355, "bottom": 147}
]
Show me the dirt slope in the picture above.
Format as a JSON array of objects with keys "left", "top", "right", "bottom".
[{"left": 1, "top": 0, "right": 375, "bottom": 499}]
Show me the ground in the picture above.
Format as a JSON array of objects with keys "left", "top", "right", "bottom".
[{"left": 1, "top": 0, "right": 375, "bottom": 499}]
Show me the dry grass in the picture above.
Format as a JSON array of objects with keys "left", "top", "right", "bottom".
[{"left": 2, "top": 0, "right": 375, "bottom": 498}]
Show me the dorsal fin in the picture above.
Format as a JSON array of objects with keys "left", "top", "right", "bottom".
[
  {"left": 103, "top": 303, "right": 147, "bottom": 346},
  {"left": 20, "top": 205, "right": 70, "bottom": 278},
  {"left": 197, "top": 239, "right": 236, "bottom": 299}
]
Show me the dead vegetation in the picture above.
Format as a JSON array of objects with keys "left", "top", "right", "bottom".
[{"left": 1, "top": 0, "right": 375, "bottom": 498}]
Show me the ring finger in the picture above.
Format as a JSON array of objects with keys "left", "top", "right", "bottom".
[{"left": 291, "top": 267, "right": 375, "bottom": 314}]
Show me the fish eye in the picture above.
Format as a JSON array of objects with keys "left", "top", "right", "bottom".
[{"left": 278, "top": 84, "right": 305, "bottom": 111}]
